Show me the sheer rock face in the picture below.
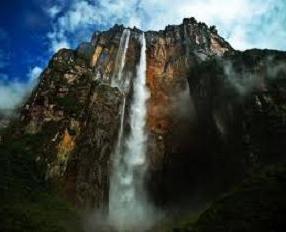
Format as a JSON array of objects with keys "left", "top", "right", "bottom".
[
  {"left": 144, "top": 19, "right": 232, "bottom": 173},
  {"left": 144, "top": 18, "right": 233, "bottom": 206},
  {"left": 20, "top": 48, "right": 122, "bottom": 207},
  {"left": 16, "top": 17, "right": 286, "bottom": 210},
  {"left": 19, "top": 25, "right": 142, "bottom": 207},
  {"left": 188, "top": 50, "right": 286, "bottom": 173}
]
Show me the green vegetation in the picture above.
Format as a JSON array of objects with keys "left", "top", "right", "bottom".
[
  {"left": 154, "top": 211, "right": 202, "bottom": 232},
  {"left": 172, "top": 164, "right": 286, "bottom": 232},
  {"left": 152, "top": 164, "right": 284, "bottom": 232},
  {"left": 54, "top": 95, "right": 83, "bottom": 115},
  {"left": 0, "top": 123, "right": 82, "bottom": 232}
]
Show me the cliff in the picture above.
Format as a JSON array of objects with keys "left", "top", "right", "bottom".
[
  {"left": 16, "top": 17, "right": 233, "bottom": 208},
  {"left": 0, "top": 17, "right": 286, "bottom": 231}
]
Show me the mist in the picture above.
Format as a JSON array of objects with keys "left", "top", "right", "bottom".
[
  {"left": 223, "top": 53, "right": 286, "bottom": 96},
  {"left": 0, "top": 67, "right": 42, "bottom": 113}
]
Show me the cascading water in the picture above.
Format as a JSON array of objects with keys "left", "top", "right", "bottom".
[
  {"left": 111, "top": 29, "right": 131, "bottom": 157},
  {"left": 112, "top": 28, "right": 131, "bottom": 88},
  {"left": 109, "top": 32, "right": 153, "bottom": 230}
]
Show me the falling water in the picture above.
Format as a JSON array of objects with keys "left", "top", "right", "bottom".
[
  {"left": 112, "top": 29, "right": 131, "bottom": 87},
  {"left": 109, "top": 33, "right": 153, "bottom": 230},
  {"left": 111, "top": 29, "right": 131, "bottom": 157}
]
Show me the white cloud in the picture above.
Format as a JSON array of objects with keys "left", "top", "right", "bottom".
[
  {"left": 27, "top": 66, "right": 43, "bottom": 81},
  {"left": 47, "top": 0, "right": 286, "bottom": 51},
  {"left": 0, "top": 80, "right": 30, "bottom": 110},
  {"left": 47, "top": 0, "right": 141, "bottom": 52},
  {"left": 0, "top": 66, "right": 42, "bottom": 110},
  {"left": 46, "top": 5, "right": 62, "bottom": 18}
]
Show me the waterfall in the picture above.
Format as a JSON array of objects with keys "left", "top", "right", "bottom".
[
  {"left": 112, "top": 29, "right": 131, "bottom": 88},
  {"left": 111, "top": 29, "right": 131, "bottom": 161},
  {"left": 109, "top": 33, "right": 152, "bottom": 229}
]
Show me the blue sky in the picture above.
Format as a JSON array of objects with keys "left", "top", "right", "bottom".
[{"left": 0, "top": 0, "right": 286, "bottom": 110}]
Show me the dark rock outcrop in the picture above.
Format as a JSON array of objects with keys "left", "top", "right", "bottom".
[
  {"left": 188, "top": 49, "right": 286, "bottom": 178},
  {"left": 192, "top": 164, "right": 286, "bottom": 232}
]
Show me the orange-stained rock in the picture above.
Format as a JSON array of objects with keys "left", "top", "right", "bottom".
[{"left": 58, "top": 129, "right": 75, "bottom": 156}]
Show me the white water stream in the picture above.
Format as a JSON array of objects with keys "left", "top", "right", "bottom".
[
  {"left": 112, "top": 28, "right": 131, "bottom": 88},
  {"left": 109, "top": 32, "right": 152, "bottom": 230}
]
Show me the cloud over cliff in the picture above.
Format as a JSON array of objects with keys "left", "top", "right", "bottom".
[
  {"left": 1, "top": 0, "right": 285, "bottom": 111},
  {"left": 0, "top": 66, "right": 42, "bottom": 111},
  {"left": 47, "top": 0, "right": 286, "bottom": 52}
]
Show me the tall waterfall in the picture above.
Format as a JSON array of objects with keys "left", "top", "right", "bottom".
[
  {"left": 109, "top": 33, "right": 152, "bottom": 229},
  {"left": 112, "top": 29, "right": 131, "bottom": 88},
  {"left": 111, "top": 29, "right": 131, "bottom": 157}
]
